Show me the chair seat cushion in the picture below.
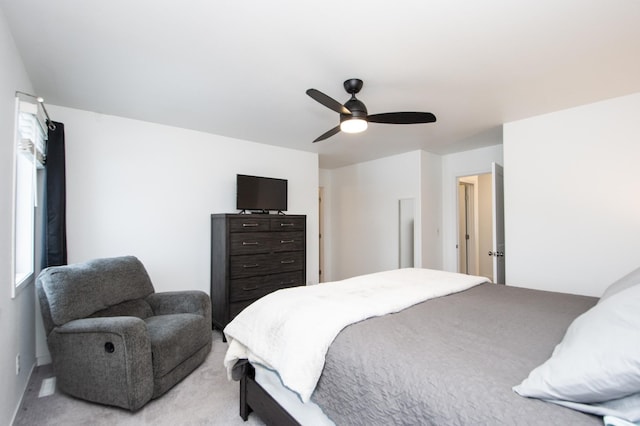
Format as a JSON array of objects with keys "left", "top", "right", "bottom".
[{"left": 145, "top": 313, "right": 210, "bottom": 378}]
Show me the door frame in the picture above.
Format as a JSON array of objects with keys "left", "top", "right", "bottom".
[{"left": 455, "top": 165, "right": 504, "bottom": 280}]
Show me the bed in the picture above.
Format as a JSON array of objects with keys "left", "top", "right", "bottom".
[{"left": 223, "top": 268, "right": 640, "bottom": 426}]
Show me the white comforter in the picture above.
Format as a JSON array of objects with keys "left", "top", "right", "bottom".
[{"left": 223, "top": 268, "right": 489, "bottom": 402}]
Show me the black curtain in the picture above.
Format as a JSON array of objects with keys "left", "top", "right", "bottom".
[{"left": 42, "top": 121, "right": 67, "bottom": 267}]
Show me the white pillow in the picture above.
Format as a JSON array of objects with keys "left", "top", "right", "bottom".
[
  {"left": 599, "top": 266, "right": 640, "bottom": 303},
  {"left": 514, "top": 283, "right": 640, "bottom": 422},
  {"left": 604, "top": 414, "right": 640, "bottom": 426}
]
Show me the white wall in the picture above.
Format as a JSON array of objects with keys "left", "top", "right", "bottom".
[
  {"left": 0, "top": 8, "right": 37, "bottom": 425},
  {"left": 320, "top": 150, "right": 444, "bottom": 281},
  {"left": 504, "top": 92, "right": 640, "bottom": 297},
  {"left": 322, "top": 151, "right": 423, "bottom": 280},
  {"left": 48, "top": 105, "right": 319, "bottom": 289},
  {"left": 322, "top": 146, "right": 506, "bottom": 283},
  {"left": 36, "top": 105, "right": 319, "bottom": 362},
  {"left": 441, "top": 144, "right": 504, "bottom": 273}
]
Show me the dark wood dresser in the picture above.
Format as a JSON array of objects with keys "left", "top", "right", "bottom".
[{"left": 210, "top": 213, "right": 306, "bottom": 331}]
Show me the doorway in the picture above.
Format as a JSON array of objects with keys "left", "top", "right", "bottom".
[
  {"left": 457, "top": 173, "right": 494, "bottom": 281},
  {"left": 458, "top": 180, "right": 477, "bottom": 275}
]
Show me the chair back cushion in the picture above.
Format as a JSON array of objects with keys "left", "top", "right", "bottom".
[{"left": 38, "top": 256, "right": 155, "bottom": 326}]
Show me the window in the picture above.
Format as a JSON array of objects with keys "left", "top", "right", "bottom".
[{"left": 12, "top": 96, "right": 46, "bottom": 297}]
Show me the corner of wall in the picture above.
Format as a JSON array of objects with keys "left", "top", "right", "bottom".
[{"left": 0, "top": 8, "right": 40, "bottom": 426}]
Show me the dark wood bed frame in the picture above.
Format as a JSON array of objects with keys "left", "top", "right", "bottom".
[{"left": 237, "top": 361, "right": 301, "bottom": 426}]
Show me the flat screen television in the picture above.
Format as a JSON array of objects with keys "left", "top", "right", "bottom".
[{"left": 236, "top": 174, "right": 288, "bottom": 213}]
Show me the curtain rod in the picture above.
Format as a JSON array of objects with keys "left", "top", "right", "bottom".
[{"left": 15, "top": 90, "right": 57, "bottom": 131}]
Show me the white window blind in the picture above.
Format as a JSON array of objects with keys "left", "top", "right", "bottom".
[{"left": 17, "top": 98, "right": 47, "bottom": 167}]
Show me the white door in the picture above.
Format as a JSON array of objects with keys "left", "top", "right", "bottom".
[{"left": 491, "top": 163, "right": 505, "bottom": 284}]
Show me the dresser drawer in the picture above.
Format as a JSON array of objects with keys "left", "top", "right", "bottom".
[
  {"left": 271, "top": 231, "right": 305, "bottom": 252},
  {"left": 230, "top": 251, "right": 304, "bottom": 278},
  {"left": 270, "top": 217, "right": 305, "bottom": 232},
  {"left": 229, "top": 232, "right": 272, "bottom": 255},
  {"left": 229, "top": 218, "right": 270, "bottom": 232},
  {"left": 230, "top": 271, "right": 304, "bottom": 302}
]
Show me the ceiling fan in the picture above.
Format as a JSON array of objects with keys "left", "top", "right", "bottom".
[{"left": 306, "top": 78, "right": 436, "bottom": 143}]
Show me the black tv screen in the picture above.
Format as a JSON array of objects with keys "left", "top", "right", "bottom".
[{"left": 236, "top": 174, "right": 288, "bottom": 212}]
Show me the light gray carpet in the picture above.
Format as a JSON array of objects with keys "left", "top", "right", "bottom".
[{"left": 13, "top": 331, "right": 266, "bottom": 426}]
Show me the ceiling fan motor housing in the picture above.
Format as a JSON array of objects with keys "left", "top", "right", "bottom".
[{"left": 341, "top": 97, "right": 368, "bottom": 122}]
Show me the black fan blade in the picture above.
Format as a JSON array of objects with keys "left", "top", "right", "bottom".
[
  {"left": 368, "top": 112, "right": 436, "bottom": 124},
  {"left": 313, "top": 125, "right": 341, "bottom": 143},
  {"left": 306, "top": 89, "right": 351, "bottom": 115}
]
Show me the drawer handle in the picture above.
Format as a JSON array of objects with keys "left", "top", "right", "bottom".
[
  {"left": 243, "top": 264, "right": 260, "bottom": 268},
  {"left": 281, "top": 259, "right": 295, "bottom": 264},
  {"left": 280, "top": 280, "right": 296, "bottom": 285},
  {"left": 242, "top": 286, "right": 259, "bottom": 291},
  {"left": 280, "top": 240, "right": 295, "bottom": 244},
  {"left": 242, "top": 241, "right": 259, "bottom": 246},
  {"left": 280, "top": 223, "right": 294, "bottom": 227},
  {"left": 242, "top": 223, "right": 259, "bottom": 227}
]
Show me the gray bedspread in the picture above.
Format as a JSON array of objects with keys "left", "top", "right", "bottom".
[{"left": 310, "top": 283, "right": 602, "bottom": 425}]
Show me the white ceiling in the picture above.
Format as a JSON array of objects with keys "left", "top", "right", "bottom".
[{"left": 2, "top": 0, "right": 639, "bottom": 168}]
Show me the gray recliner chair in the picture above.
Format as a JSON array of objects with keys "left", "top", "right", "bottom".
[{"left": 36, "top": 255, "right": 212, "bottom": 411}]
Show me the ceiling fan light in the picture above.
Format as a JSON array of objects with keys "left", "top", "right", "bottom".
[{"left": 340, "top": 118, "right": 368, "bottom": 134}]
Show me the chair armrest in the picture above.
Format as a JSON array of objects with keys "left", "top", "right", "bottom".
[
  {"left": 48, "top": 316, "right": 154, "bottom": 410},
  {"left": 146, "top": 290, "right": 211, "bottom": 320},
  {"left": 55, "top": 316, "right": 147, "bottom": 335}
]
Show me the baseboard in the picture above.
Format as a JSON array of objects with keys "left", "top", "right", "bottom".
[{"left": 11, "top": 362, "right": 36, "bottom": 426}]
